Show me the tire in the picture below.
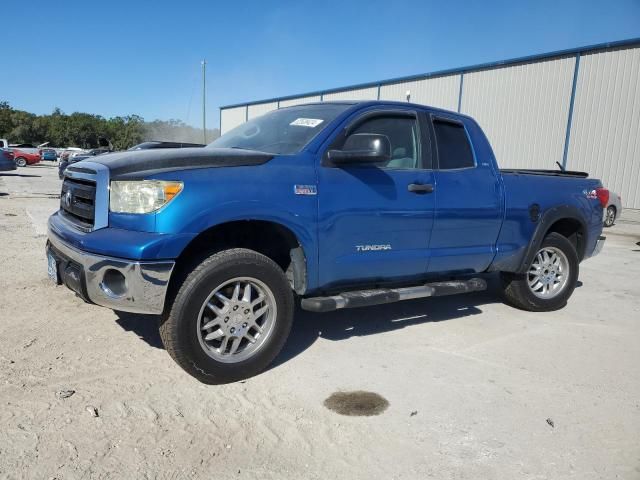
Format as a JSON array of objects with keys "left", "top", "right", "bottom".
[
  {"left": 159, "top": 248, "right": 294, "bottom": 384},
  {"left": 604, "top": 206, "right": 616, "bottom": 227},
  {"left": 15, "top": 157, "right": 27, "bottom": 167},
  {"left": 501, "top": 232, "right": 579, "bottom": 312}
]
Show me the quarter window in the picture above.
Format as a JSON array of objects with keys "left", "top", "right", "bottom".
[{"left": 433, "top": 119, "right": 474, "bottom": 169}]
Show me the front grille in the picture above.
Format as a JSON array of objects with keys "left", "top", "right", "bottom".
[{"left": 60, "top": 177, "right": 96, "bottom": 230}]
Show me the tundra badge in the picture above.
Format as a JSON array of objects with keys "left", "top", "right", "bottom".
[{"left": 356, "top": 244, "right": 392, "bottom": 252}]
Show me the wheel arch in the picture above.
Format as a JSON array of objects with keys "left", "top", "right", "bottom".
[
  {"left": 516, "top": 205, "right": 588, "bottom": 274},
  {"left": 168, "top": 220, "right": 309, "bottom": 307}
]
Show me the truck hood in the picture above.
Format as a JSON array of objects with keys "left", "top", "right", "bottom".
[{"left": 89, "top": 147, "right": 274, "bottom": 178}]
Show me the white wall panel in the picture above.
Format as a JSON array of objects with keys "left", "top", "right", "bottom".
[
  {"left": 323, "top": 87, "right": 378, "bottom": 101},
  {"left": 220, "top": 106, "right": 247, "bottom": 134},
  {"left": 247, "top": 101, "right": 278, "bottom": 120},
  {"left": 278, "top": 95, "right": 321, "bottom": 107},
  {"left": 461, "top": 57, "right": 576, "bottom": 170},
  {"left": 379, "top": 75, "right": 460, "bottom": 111},
  {"left": 566, "top": 47, "right": 640, "bottom": 209}
]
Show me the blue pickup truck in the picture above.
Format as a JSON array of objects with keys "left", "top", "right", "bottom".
[{"left": 47, "top": 101, "right": 607, "bottom": 383}]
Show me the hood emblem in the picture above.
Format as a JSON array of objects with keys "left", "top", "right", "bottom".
[{"left": 63, "top": 190, "right": 73, "bottom": 208}]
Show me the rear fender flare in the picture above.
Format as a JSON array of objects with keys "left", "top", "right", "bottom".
[{"left": 517, "top": 205, "right": 588, "bottom": 274}]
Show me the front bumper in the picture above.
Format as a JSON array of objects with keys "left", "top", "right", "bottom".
[{"left": 47, "top": 229, "right": 175, "bottom": 314}]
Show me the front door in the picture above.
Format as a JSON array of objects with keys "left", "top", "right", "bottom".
[{"left": 317, "top": 109, "right": 436, "bottom": 290}]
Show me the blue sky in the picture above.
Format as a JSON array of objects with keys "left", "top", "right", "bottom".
[{"left": 2, "top": 0, "right": 639, "bottom": 128}]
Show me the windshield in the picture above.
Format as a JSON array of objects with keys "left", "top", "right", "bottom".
[{"left": 208, "top": 104, "right": 351, "bottom": 155}]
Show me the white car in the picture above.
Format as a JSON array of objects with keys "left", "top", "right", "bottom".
[
  {"left": 604, "top": 191, "right": 622, "bottom": 227},
  {"left": 64, "top": 147, "right": 86, "bottom": 156}
]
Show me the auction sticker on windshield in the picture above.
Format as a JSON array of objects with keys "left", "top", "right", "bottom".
[{"left": 290, "top": 118, "right": 324, "bottom": 127}]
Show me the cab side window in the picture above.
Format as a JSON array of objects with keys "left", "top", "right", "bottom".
[
  {"left": 433, "top": 119, "right": 475, "bottom": 169},
  {"left": 350, "top": 116, "right": 420, "bottom": 169}
]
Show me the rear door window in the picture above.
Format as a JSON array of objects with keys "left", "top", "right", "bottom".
[{"left": 433, "top": 119, "right": 475, "bottom": 169}]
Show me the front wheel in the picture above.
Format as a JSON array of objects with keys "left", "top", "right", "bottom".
[
  {"left": 159, "top": 248, "right": 294, "bottom": 384},
  {"left": 501, "top": 232, "right": 579, "bottom": 312},
  {"left": 15, "top": 157, "right": 27, "bottom": 167}
]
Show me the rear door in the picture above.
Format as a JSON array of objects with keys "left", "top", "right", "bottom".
[
  {"left": 427, "top": 114, "right": 503, "bottom": 273},
  {"left": 317, "top": 108, "right": 436, "bottom": 289}
]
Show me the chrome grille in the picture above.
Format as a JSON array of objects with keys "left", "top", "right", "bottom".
[
  {"left": 60, "top": 162, "right": 110, "bottom": 232},
  {"left": 60, "top": 176, "right": 96, "bottom": 230}
]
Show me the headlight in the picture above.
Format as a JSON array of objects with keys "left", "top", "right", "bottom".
[{"left": 109, "top": 180, "right": 183, "bottom": 214}]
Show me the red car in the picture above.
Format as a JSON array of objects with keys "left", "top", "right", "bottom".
[{"left": 12, "top": 149, "right": 41, "bottom": 167}]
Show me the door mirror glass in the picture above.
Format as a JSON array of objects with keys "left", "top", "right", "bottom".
[{"left": 328, "top": 133, "right": 391, "bottom": 165}]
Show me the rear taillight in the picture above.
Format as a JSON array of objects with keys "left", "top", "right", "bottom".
[{"left": 596, "top": 187, "right": 609, "bottom": 208}]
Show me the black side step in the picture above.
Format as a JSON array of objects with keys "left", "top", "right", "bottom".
[{"left": 300, "top": 278, "right": 487, "bottom": 313}]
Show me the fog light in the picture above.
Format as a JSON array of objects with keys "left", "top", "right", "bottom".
[{"left": 101, "top": 269, "right": 127, "bottom": 297}]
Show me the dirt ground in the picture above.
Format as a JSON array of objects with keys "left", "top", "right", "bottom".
[{"left": 1, "top": 164, "right": 639, "bottom": 479}]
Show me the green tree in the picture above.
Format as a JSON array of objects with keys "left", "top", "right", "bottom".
[
  {"left": 0, "top": 100, "right": 218, "bottom": 149},
  {"left": 0, "top": 101, "right": 14, "bottom": 138}
]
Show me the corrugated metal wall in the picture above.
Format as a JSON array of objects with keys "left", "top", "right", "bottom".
[
  {"left": 247, "top": 101, "right": 278, "bottom": 120},
  {"left": 323, "top": 87, "right": 378, "bottom": 101},
  {"left": 220, "top": 106, "right": 247, "bottom": 134},
  {"left": 279, "top": 95, "right": 322, "bottom": 108},
  {"left": 220, "top": 41, "right": 640, "bottom": 209},
  {"left": 566, "top": 47, "right": 640, "bottom": 209},
  {"left": 379, "top": 75, "right": 460, "bottom": 111},
  {"left": 461, "top": 57, "right": 576, "bottom": 170}
]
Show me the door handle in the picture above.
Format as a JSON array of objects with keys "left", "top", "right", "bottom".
[{"left": 408, "top": 183, "right": 434, "bottom": 194}]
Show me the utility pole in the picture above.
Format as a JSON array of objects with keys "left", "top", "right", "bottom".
[{"left": 201, "top": 59, "right": 207, "bottom": 144}]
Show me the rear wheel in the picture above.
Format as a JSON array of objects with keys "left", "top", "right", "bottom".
[
  {"left": 604, "top": 206, "right": 616, "bottom": 227},
  {"left": 159, "top": 248, "right": 294, "bottom": 384},
  {"left": 501, "top": 232, "right": 579, "bottom": 312},
  {"left": 15, "top": 157, "right": 27, "bottom": 167}
]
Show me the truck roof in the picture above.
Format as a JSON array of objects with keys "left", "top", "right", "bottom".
[{"left": 278, "top": 100, "right": 472, "bottom": 121}]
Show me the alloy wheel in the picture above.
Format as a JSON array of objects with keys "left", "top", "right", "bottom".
[
  {"left": 196, "top": 277, "right": 277, "bottom": 363},
  {"left": 605, "top": 207, "right": 616, "bottom": 227},
  {"left": 527, "top": 246, "right": 570, "bottom": 299}
]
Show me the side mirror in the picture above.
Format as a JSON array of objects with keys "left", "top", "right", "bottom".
[{"left": 327, "top": 133, "right": 391, "bottom": 165}]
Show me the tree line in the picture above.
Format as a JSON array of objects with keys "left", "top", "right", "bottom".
[{"left": 0, "top": 101, "right": 220, "bottom": 150}]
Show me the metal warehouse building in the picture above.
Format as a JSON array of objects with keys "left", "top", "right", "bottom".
[{"left": 220, "top": 38, "right": 640, "bottom": 210}]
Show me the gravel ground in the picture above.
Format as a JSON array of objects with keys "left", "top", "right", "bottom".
[{"left": 1, "top": 164, "right": 639, "bottom": 479}]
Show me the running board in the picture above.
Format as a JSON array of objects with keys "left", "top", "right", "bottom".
[{"left": 300, "top": 278, "right": 487, "bottom": 313}]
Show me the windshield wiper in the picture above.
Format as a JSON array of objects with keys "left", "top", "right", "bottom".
[{"left": 229, "top": 146, "right": 260, "bottom": 152}]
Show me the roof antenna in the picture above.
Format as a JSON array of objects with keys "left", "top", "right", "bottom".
[
  {"left": 405, "top": 90, "right": 411, "bottom": 102},
  {"left": 556, "top": 161, "right": 565, "bottom": 171}
]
